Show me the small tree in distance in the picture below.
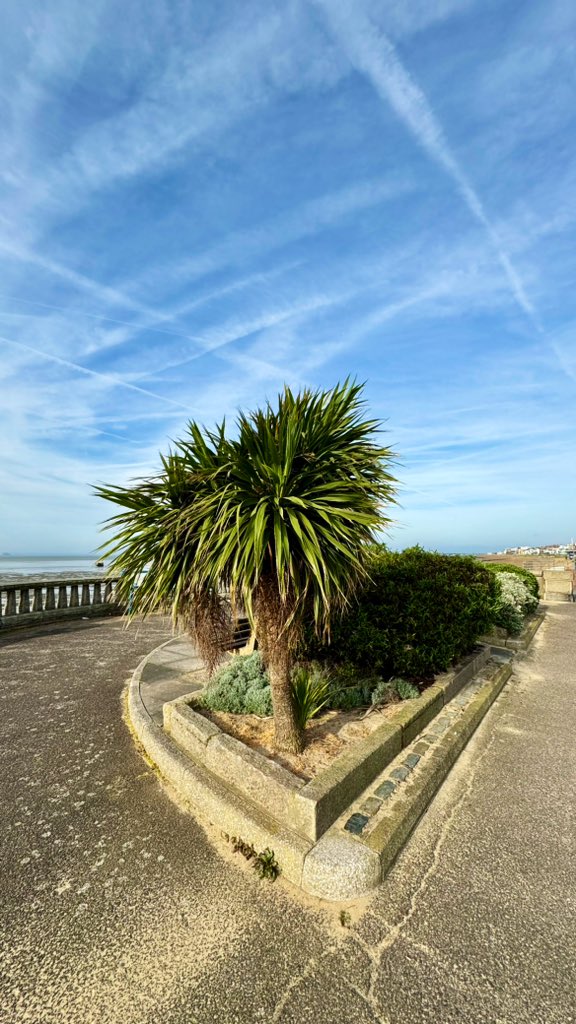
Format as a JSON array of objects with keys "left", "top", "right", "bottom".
[{"left": 95, "top": 380, "right": 398, "bottom": 753}]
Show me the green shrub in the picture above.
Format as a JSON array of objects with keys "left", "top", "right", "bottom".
[
  {"left": 395, "top": 678, "right": 420, "bottom": 700},
  {"left": 328, "top": 684, "right": 365, "bottom": 711},
  {"left": 202, "top": 652, "right": 273, "bottom": 716},
  {"left": 305, "top": 546, "right": 498, "bottom": 680},
  {"left": 370, "top": 679, "right": 398, "bottom": 706},
  {"left": 492, "top": 572, "right": 537, "bottom": 635},
  {"left": 483, "top": 563, "right": 539, "bottom": 599},
  {"left": 370, "top": 677, "right": 419, "bottom": 705},
  {"left": 493, "top": 602, "right": 524, "bottom": 635},
  {"left": 244, "top": 683, "right": 274, "bottom": 717},
  {"left": 291, "top": 665, "right": 331, "bottom": 729},
  {"left": 496, "top": 572, "right": 538, "bottom": 616},
  {"left": 326, "top": 664, "right": 380, "bottom": 710}
]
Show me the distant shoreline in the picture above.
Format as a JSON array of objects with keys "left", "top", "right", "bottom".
[{"left": 0, "top": 556, "right": 108, "bottom": 584}]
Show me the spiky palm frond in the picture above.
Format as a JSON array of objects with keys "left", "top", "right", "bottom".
[
  {"left": 180, "top": 379, "right": 397, "bottom": 636},
  {"left": 94, "top": 425, "right": 229, "bottom": 624},
  {"left": 95, "top": 380, "right": 398, "bottom": 749}
]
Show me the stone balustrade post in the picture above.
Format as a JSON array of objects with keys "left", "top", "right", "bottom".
[{"left": 0, "top": 575, "right": 122, "bottom": 628}]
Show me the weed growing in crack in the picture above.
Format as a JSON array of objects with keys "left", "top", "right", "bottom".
[
  {"left": 339, "top": 910, "right": 352, "bottom": 928},
  {"left": 223, "top": 834, "right": 280, "bottom": 881},
  {"left": 254, "top": 847, "right": 280, "bottom": 881},
  {"left": 230, "top": 835, "right": 257, "bottom": 860}
]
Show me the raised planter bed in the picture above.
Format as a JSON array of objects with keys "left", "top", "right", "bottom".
[
  {"left": 128, "top": 619, "right": 545, "bottom": 900},
  {"left": 163, "top": 646, "right": 490, "bottom": 843},
  {"left": 480, "top": 610, "right": 546, "bottom": 652}
]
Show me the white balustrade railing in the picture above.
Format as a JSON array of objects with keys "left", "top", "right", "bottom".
[{"left": 0, "top": 577, "right": 123, "bottom": 630}]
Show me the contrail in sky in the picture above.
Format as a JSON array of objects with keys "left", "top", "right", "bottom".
[
  {"left": 0, "top": 335, "right": 190, "bottom": 410},
  {"left": 312, "top": 0, "right": 542, "bottom": 331}
]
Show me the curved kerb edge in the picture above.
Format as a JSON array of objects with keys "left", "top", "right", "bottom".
[
  {"left": 126, "top": 627, "right": 536, "bottom": 901},
  {"left": 127, "top": 641, "right": 382, "bottom": 900}
]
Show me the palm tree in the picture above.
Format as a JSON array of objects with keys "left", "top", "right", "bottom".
[{"left": 95, "top": 380, "right": 397, "bottom": 753}]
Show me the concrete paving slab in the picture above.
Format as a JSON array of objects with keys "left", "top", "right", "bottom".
[
  {"left": 1, "top": 606, "right": 574, "bottom": 1023},
  {"left": 137, "top": 636, "right": 206, "bottom": 724}
]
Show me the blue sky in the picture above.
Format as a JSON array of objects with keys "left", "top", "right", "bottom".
[{"left": 1, "top": 0, "right": 575, "bottom": 555}]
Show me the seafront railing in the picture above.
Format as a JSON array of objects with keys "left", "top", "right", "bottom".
[{"left": 0, "top": 576, "right": 123, "bottom": 631}]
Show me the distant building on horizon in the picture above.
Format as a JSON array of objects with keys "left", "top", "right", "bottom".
[{"left": 492, "top": 540, "right": 575, "bottom": 558}]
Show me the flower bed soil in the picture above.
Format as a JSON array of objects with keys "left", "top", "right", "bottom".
[{"left": 197, "top": 701, "right": 401, "bottom": 781}]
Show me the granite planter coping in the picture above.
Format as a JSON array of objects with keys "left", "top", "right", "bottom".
[
  {"left": 128, "top": 645, "right": 313, "bottom": 888},
  {"left": 162, "top": 644, "right": 491, "bottom": 843},
  {"left": 362, "top": 661, "right": 513, "bottom": 878},
  {"left": 164, "top": 696, "right": 306, "bottom": 830},
  {"left": 480, "top": 610, "right": 546, "bottom": 653},
  {"left": 127, "top": 622, "right": 543, "bottom": 901}
]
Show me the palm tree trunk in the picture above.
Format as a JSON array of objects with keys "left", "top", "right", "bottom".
[
  {"left": 254, "top": 576, "right": 303, "bottom": 754},
  {"left": 266, "top": 641, "right": 303, "bottom": 755}
]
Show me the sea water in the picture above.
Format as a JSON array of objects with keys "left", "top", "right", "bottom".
[{"left": 0, "top": 556, "right": 108, "bottom": 583}]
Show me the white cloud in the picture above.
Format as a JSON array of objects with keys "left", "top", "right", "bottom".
[
  {"left": 126, "top": 174, "right": 413, "bottom": 300},
  {"left": 0, "top": 235, "right": 168, "bottom": 321},
  {"left": 362, "top": 0, "right": 478, "bottom": 40},
  {"left": 0, "top": 334, "right": 189, "bottom": 408},
  {"left": 1, "top": 3, "right": 347, "bottom": 233},
  {"left": 1, "top": 0, "right": 574, "bottom": 554},
  {"left": 312, "top": 0, "right": 541, "bottom": 329}
]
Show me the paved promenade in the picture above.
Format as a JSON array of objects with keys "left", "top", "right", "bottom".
[{"left": 0, "top": 608, "right": 574, "bottom": 1023}]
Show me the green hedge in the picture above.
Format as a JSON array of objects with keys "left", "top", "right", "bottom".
[
  {"left": 482, "top": 562, "right": 540, "bottom": 598},
  {"left": 305, "top": 546, "right": 498, "bottom": 680}
]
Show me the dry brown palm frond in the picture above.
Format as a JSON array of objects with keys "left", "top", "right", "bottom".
[{"left": 179, "top": 588, "right": 233, "bottom": 677}]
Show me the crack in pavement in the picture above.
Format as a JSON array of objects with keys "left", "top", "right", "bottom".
[
  {"left": 270, "top": 941, "right": 340, "bottom": 1023},
  {"left": 343, "top": 694, "right": 513, "bottom": 1014}
]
